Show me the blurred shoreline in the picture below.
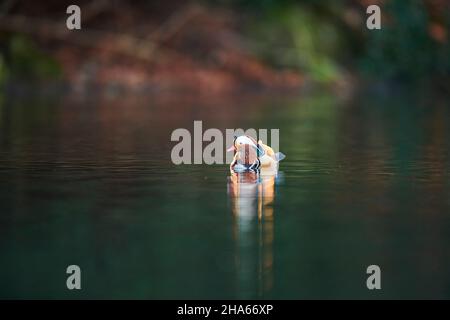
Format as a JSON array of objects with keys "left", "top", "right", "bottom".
[{"left": 0, "top": 0, "right": 448, "bottom": 96}]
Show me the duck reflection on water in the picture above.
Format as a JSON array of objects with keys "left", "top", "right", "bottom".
[
  {"left": 226, "top": 135, "right": 285, "bottom": 297},
  {"left": 227, "top": 169, "right": 283, "bottom": 298}
]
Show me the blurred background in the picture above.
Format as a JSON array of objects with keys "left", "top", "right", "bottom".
[
  {"left": 0, "top": 0, "right": 448, "bottom": 93},
  {"left": 0, "top": 0, "right": 449, "bottom": 299}
]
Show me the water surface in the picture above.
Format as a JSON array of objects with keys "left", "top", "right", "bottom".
[{"left": 0, "top": 90, "right": 449, "bottom": 299}]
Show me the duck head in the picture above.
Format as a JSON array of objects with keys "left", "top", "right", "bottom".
[{"left": 226, "top": 135, "right": 265, "bottom": 157}]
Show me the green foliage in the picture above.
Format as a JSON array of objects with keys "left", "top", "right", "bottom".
[
  {"left": 1, "top": 0, "right": 448, "bottom": 86},
  {"left": 224, "top": 0, "right": 449, "bottom": 83},
  {"left": 244, "top": 3, "right": 343, "bottom": 83},
  {"left": 0, "top": 35, "right": 61, "bottom": 83},
  {"left": 360, "top": 0, "right": 450, "bottom": 80},
  {"left": 0, "top": 54, "right": 8, "bottom": 86},
  {"left": 9, "top": 36, "right": 61, "bottom": 79}
]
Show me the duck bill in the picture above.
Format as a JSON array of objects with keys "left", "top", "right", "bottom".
[{"left": 226, "top": 146, "right": 235, "bottom": 152}]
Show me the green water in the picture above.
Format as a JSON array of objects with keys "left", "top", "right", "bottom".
[{"left": 0, "top": 89, "right": 449, "bottom": 299}]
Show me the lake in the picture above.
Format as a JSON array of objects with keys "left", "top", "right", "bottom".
[{"left": 0, "top": 88, "right": 449, "bottom": 299}]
